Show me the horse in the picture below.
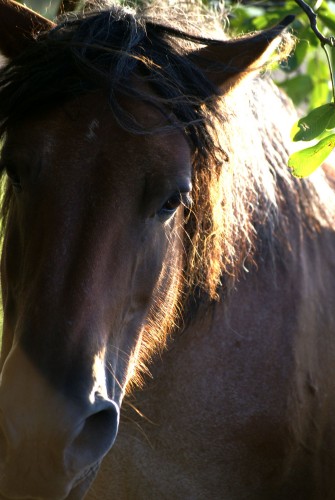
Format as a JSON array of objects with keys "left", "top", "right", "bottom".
[{"left": 0, "top": 1, "right": 335, "bottom": 499}]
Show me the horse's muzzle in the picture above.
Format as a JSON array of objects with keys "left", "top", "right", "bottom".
[{"left": 0, "top": 346, "right": 119, "bottom": 500}]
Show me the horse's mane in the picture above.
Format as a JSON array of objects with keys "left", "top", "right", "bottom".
[{"left": 0, "top": 1, "right": 333, "bottom": 334}]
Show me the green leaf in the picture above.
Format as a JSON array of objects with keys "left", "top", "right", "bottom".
[
  {"left": 327, "top": 111, "right": 335, "bottom": 130},
  {"left": 318, "top": 5, "right": 335, "bottom": 32},
  {"left": 310, "top": 80, "right": 332, "bottom": 109},
  {"left": 277, "top": 75, "right": 313, "bottom": 105},
  {"left": 307, "top": 55, "right": 331, "bottom": 109},
  {"left": 229, "top": 3, "right": 301, "bottom": 33},
  {"left": 252, "top": 14, "right": 282, "bottom": 30},
  {"left": 229, "top": 7, "right": 261, "bottom": 33},
  {"left": 291, "top": 103, "right": 335, "bottom": 141},
  {"left": 308, "top": 57, "right": 330, "bottom": 80},
  {"left": 296, "top": 24, "right": 319, "bottom": 47},
  {"left": 288, "top": 134, "right": 335, "bottom": 177}
]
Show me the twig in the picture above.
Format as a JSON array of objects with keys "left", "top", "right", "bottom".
[
  {"left": 294, "top": 0, "right": 335, "bottom": 103},
  {"left": 322, "top": 45, "right": 335, "bottom": 103},
  {"left": 294, "top": 0, "right": 335, "bottom": 47}
]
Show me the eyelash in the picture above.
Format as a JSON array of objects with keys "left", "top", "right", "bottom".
[
  {"left": 158, "top": 191, "right": 192, "bottom": 218},
  {"left": 5, "top": 166, "right": 22, "bottom": 192}
]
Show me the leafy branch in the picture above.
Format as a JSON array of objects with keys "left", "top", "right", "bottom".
[
  {"left": 288, "top": 0, "right": 335, "bottom": 177},
  {"left": 294, "top": 0, "right": 335, "bottom": 47}
]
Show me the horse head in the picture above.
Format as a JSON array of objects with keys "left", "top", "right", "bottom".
[{"left": 0, "top": 1, "right": 292, "bottom": 498}]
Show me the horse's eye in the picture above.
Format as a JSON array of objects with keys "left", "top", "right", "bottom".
[
  {"left": 158, "top": 191, "right": 192, "bottom": 218},
  {"left": 6, "top": 166, "right": 22, "bottom": 192},
  {"left": 162, "top": 193, "right": 182, "bottom": 212}
]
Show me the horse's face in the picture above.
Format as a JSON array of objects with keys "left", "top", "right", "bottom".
[
  {"left": 0, "top": 2, "right": 292, "bottom": 498},
  {"left": 0, "top": 92, "right": 191, "bottom": 498}
]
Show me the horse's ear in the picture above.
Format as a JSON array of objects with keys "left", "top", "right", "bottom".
[
  {"left": 190, "top": 15, "right": 294, "bottom": 91},
  {"left": 0, "top": 0, "right": 55, "bottom": 59}
]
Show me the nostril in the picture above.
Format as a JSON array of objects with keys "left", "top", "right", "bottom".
[
  {"left": 81, "top": 405, "right": 119, "bottom": 454},
  {"left": 66, "top": 400, "right": 119, "bottom": 472}
]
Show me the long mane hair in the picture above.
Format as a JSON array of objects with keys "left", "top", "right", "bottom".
[{"left": 0, "top": 1, "right": 334, "bottom": 387}]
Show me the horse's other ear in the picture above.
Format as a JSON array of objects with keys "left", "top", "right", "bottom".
[
  {"left": 0, "top": 0, "right": 55, "bottom": 59},
  {"left": 190, "top": 15, "right": 294, "bottom": 91}
]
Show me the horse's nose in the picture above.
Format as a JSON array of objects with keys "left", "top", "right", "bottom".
[
  {"left": 64, "top": 395, "right": 119, "bottom": 471},
  {"left": 0, "top": 346, "right": 119, "bottom": 499}
]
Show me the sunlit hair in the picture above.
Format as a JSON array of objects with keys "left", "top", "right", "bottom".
[{"left": 0, "top": 1, "right": 334, "bottom": 389}]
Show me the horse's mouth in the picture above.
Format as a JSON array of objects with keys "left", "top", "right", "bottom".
[
  {"left": 0, "top": 463, "right": 100, "bottom": 500},
  {"left": 67, "top": 462, "right": 101, "bottom": 500}
]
